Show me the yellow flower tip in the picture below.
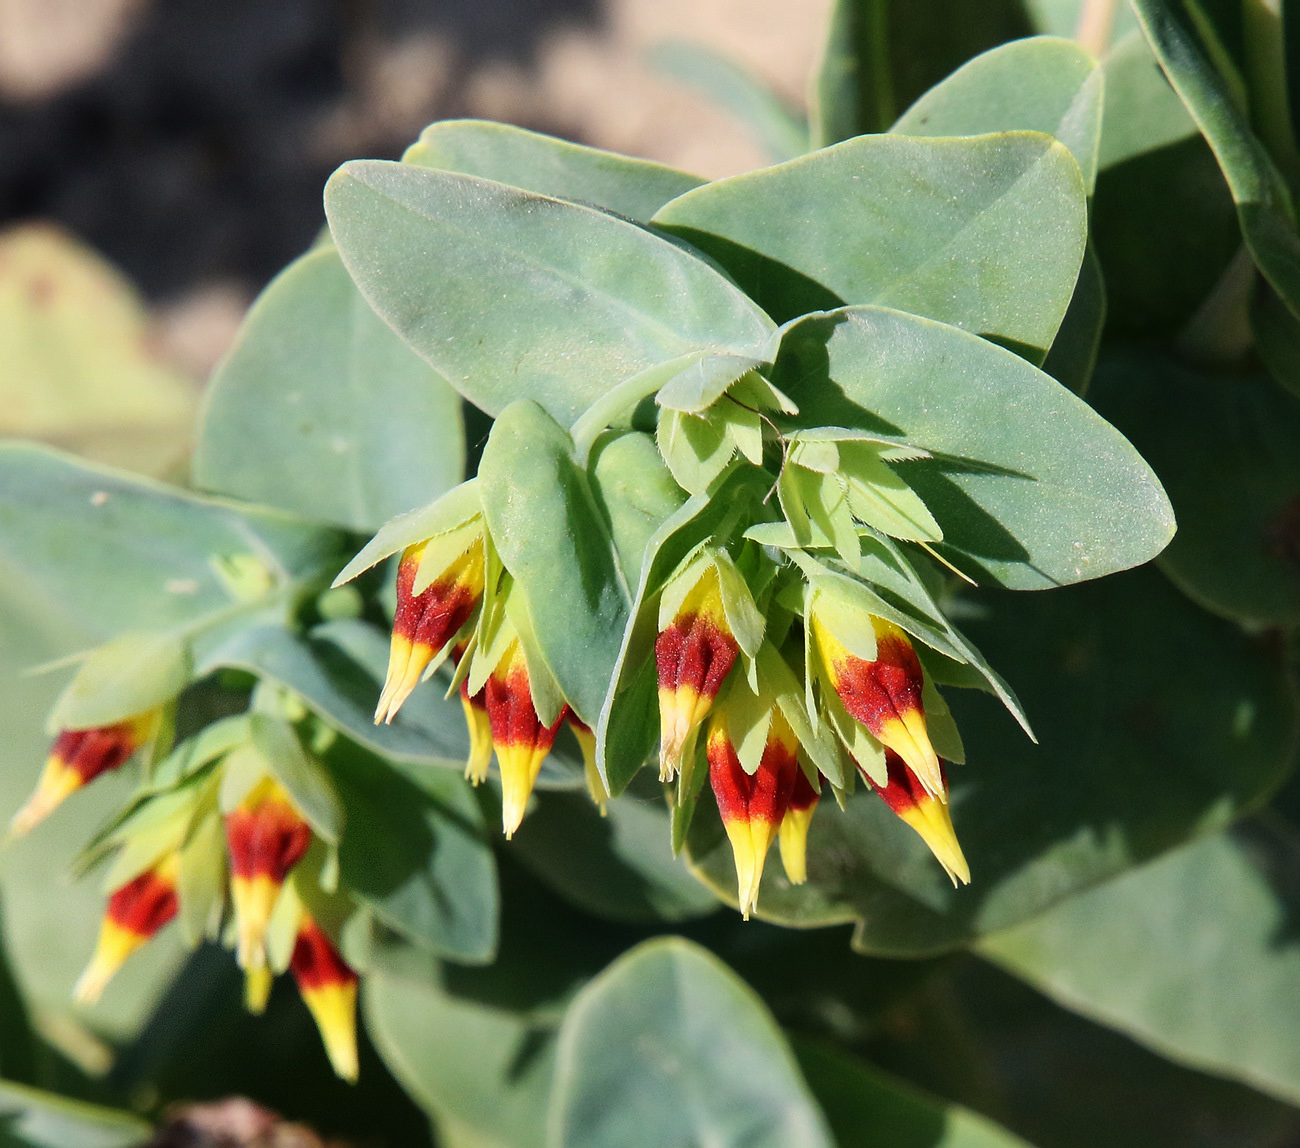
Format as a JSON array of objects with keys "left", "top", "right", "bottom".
[
  {"left": 74, "top": 920, "right": 143, "bottom": 1005},
  {"left": 375, "top": 634, "right": 432, "bottom": 725},
  {"left": 460, "top": 693, "right": 493, "bottom": 786},
  {"left": 497, "top": 741, "right": 547, "bottom": 839},
  {"left": 8, "top": 760, "right": 80, "bottom": 837},
  {"left": 778, "top": 805, "right": 816, "bottom": 885},
  {"left": 302, "top": 983, "right": 360, "bottom": 1083},
  {"left": 875, "top": 710, "right": 944, "bottom": 802},
  {"left": 244, "top": 964, "right": 274, "bottom": 1015},
  {"left": 723, "top": 817, "right": 778, "bottom": 920},
  {"left": 657, "top": 685, "right": 706, "bottom": 782},
  {"left": 231, "top": 874, "right": 282, "bottom": 968},
  {"left": 569, "top": 719, "right": 609, "bottom": 814},
  {"left": 900, "top": 800, "right": 971, "bottom": 886}
]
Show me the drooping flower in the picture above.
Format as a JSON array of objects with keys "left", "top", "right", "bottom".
[
  {"left": 290, "top": 914, "right": 359, "bottom": 1083},
  {"left": 567, "top": 715, "right": 609, "bottom": 814},
  {"left": 11, "top": 710, "right": 161, "bottom": 836},
  {"left": 865, "top": 749, "right": 970, "bottom": 886},
  {"left": 707, "top": 707, "right": 799, "bottom": 919},
  {"left": 75, "top": 854, "right": 179, "bottom": 1003},
  {"left": 376, "top": 534, "right": 486, "bottom": 724},
  {"left": 656, "top": 565, "right": 740, "bottom": 781},
  {"left": 225, "top": 777, "right": 312, "bottom": 967},
  {"left": 811, "top": 611, "right": 943, "bottom": 801},
  {"left": 777, "top": 765, "right": 820, "bottom": 886},
  {"left": 452, "top": 643, "right": 493, "bottom": 787},
  {"left": 485, "top": 640, "right": 566, "bottom": 838}
]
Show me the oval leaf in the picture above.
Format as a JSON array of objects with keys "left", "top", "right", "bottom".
[
  {"left": 771, "top": 307, "right": 1174, "bottom": 590},
  {"left": 548, "top": 938, "right": 833, "bottom": 1148},
  {"left": 325, "top": 161, "right": 774, "bottom": 425},
  {"left": 653, "top": 132, "right": 1087, "bottom": 359},
  {"left": 195, "top": 245, "right": 464, "bottom": 532}
]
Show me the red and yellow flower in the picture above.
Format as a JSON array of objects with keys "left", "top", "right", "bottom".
[
  {"left": 225, "top": 777, "right": 312, "bottom": 967},
  {"left": 376, "top": 535, "right": 486, "bottom": 724},
  {"left": 865, "top": 749, "right": 970, "bottom": 886},
  {"left": 656, "top": 565, "right": 740, "bottom": 781},
  {"left": 75, "top": 854, "right": 179, "bottom": 1003},
  {"left": 11, "top": 709, "right": 161, "bottom": 836},
  {"left": 290, "top": 913, "right": 360, "bottom": 1082},
  {"left": 811, "top": 611, "right": 943, "bottom": 801},
  {"left": 707, "top": 707, "right": 799, "bottom": 919},
  {"left": 777, "top": 764, "right": 820, "bottom": 886}
]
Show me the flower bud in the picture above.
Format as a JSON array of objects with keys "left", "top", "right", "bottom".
[
  {"left": 11, "top": 710, "right": 160, "bottom": 836},
  {"left": 866, "top": 750, "right": 970, "bottom": 886},
  {"left": 656, "top": 566, "right": 739, "bottom": 781},
  {"left": 75, "top": 854, "right": 179, "bottom": 1003},
  {"left": 708, "top": 708, "right": 799, "bottom": 919},
  {"left": 485, "top": 641, "right": 565, "bottom": 838},
  {"left": 567, "top": 716, "right": 609, "bottom": 815},
  {"left": 291, "top": 915, "right": 359, "bottom": 1083},
  {"left": 376, "top": 535, "right": 485, "bottom": 724},
  {"left": 812, "top": 612, "right": 943, "bottom": 801},
  {"left": 225, "top": 777, "right": 312, "bottom": 968}
]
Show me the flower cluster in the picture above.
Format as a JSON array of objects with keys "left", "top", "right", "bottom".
[{"left": 13, "top": 711, "right": 361, "bottom": 1082}]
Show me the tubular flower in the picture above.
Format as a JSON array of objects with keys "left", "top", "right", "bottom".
[
  {"left": 485, "top": 640, "right": 566, "bottom": 838},
  {"left": 778, "top": 766, "right": 821, "bottom": 886},
  {"left": 812, "top": 613, "right": 943, "bottom": 801},
  {"left": 455, "top": 643, "right": 493, "bottom": 787},
  {"left": 225, "top": 777, "right": 312, "bottom": 968},
  {"left": 567, "top": 715, "right": 609, "bottom": 815},
  {"left": 75, "top": 854, "right": 179, "bottom": 1003},
  {"left": 708, "top": 708, "right": 799, "bottom": 919},
  {"left": 376, "top": 535, "right": 486, "bottom": 725},
  {"left": 11, "top": 710, "right": 161, "bottom": 836},
  {"left": 866, "top": 750, "right": 970, "bottom": 887},
  {"left": 655, "top": 566, "right": 740, "bottom": 782},
  {"left": 290, "top": 914, "right": 359, "bottom": 1083}
]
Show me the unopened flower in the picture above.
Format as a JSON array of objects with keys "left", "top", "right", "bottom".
[
  {"left": 75, "top": 854, "right": 179, "bottom": 1003},
  {"left": 290, "top": 914, "right": 359, "bottom": 1083},
  {"left": 811, "top": 611, "right": 943, "bottom": 801},
  {"left": 376, "top": 534, "right": 485, "bottom": 724},
  {"left": 567, "top": 715, "right": 609, "bottom": 814},
  {"left": 11, "top": 710, "right": 161, "bottom": 836},
  {"left": 656, "top": 565, "right": 740, "bottom": 781},
  {"left": 225, "top": 777, "right": 312, "bottom": 967},
  {"left": 865, "top": 749, "right": 970, "bottom": 886},
  {"left": 451, "top": 643, "right": 493, "bottom": 787},
  {"left": 708, "top": 707, "right": 799, "bottom": 919},
  {"left": 778, "top": 766, "right": 820, "bottom": 885},
  {"left": 485, "top": 640, "right": 565, "bottom": 838}
]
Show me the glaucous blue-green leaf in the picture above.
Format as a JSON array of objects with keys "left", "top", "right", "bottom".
[
  {"left": 0, "top": 1082, "right": 149, "bottom": 1148},
  {"left": 650, "top": 42, "right": 809, "bottom": 163},
  {"left": 653, "top": 132, "right": 1086, "bottom": 359},
  {"left": 324, "top": 161, "right": 775, "bottom": 425},
  {"left": 588, "top": 431, "right": 687, "bottom": 589},
  {"left": 980, "top": 824, "right": 1300, "bottom": 1107},
  {"left": 196, "top": 619, "right": 469, "bottom": 767},
  {"left": 1098, "top": 31, "right": 1198, "bottom": 169},
  {"left": 367, "top": 960, "right": 556, "bottom": 1148},
  {"left": 50, "top": 629, "right": 189, "bottom": 732},
  {"left": 893, "top": 35, "right": 1104, "bottom": 192},
  {"left": 1041, "top": 241, "right": 1106, "bottom": 394},
  {"left": 794, "top": 1040, "right": 1034, "bottom": 1148},
  {"left": 809, "top": 0, "right": 894, "bottom": 144},
  {"left": 509, "top": 784, "right": 719, "bottom": 924},
  {"left": 1091, "top": 350, "right": 1300, "bottom": 624},
  {"left": 549, "top": 938, "right": 833, "bottom": 1148},
  {"left": 478, "top": 401, "right": 627, "bottom": 725},
  {"left": 403, "top": 119, "right": 704, "bottom": 222},
  {"left": 770, "top": 307, "right": 1174, "bottom": 590},
  {"left": 194, "top": 246, "right": 464, "bottom": 533},
  {"left": 1133, "top": 0, "right": 1300, "bottom": 319},
  {"left": 326, "top": 739, "right": 497, "bottom": 963},
  {"left": 689, "top": 565, "right": 1295, "bottom": 954},
  {"left": 0, "top": 443, "right": 346, "bottom": 645}
]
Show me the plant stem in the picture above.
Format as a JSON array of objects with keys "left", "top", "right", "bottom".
[{"left": 1075, "top": 0, "right": 1119, "bottom": 57}]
